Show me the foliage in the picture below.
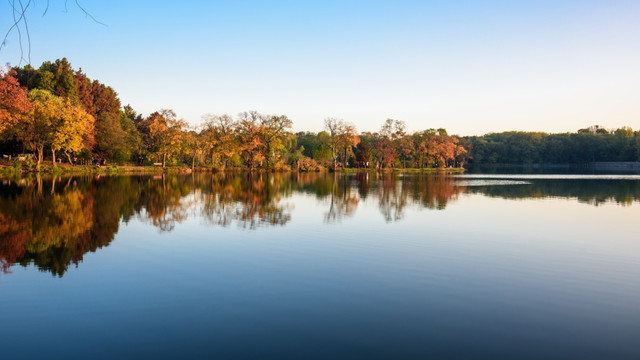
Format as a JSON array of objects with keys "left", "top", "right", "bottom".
[
  {"left": 0, "top": 70, "right": 31, "bottom": 133},
  {"left": 465, "top": 127, "right": 640, "bottom": 165},
  {"left": 1, "top": 59, "right": 638, "bottom": 172}
]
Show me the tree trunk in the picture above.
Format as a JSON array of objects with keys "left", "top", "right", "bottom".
[
  {"left": 344, "top": 149, "right": 347, "bottom": 168},
  {"left": 266, "top": 143, "right": 272, "bottom": 169},
  {"left": 192, "top": 154, "right": 195, "bottom": 170},
  {"left": 51, "top": 148, "right": 56, "bottom": 166},
  {"left": 36, "top": 145, "right": 43, "bottom": 166}
]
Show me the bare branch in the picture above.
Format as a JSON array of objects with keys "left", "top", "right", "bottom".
[
  {"left": 2, "top": 0, "right": 106, "bottom": 64},
  {"left": 12, "top": 0, "right": 26, "bottom": 66},
  {"left": 1, "top": 0, "right": 29, "bottom": 52},
  {"left": 19, "top": 0, "right": 31, "bottom": 64},
  {"left": 75, "top": 0, "right": 107, "bottom": 27}
]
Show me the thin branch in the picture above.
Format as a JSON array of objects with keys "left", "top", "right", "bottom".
[
  {"left": 1, "top": 0, "right": 107, "bottom": 64},
  {"left": 75, "top": 0, "right": 107, "bottom": 27},
  {"left": 19, "top": 0, "right": 31, "bottom": 64},
  {"left": 12, "top": 0, "right": 26, "bottom": 66},
  {"left": 1, "top": 0, "right": 29, "bottom": 51}
]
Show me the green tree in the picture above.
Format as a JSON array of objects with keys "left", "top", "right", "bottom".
[{"left": 116, "top": 105, "right": 142, "bottom": 162}]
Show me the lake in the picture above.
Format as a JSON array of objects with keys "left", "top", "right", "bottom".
[{"left": 1, "top": 172, "right": 639, "bottom": 359}]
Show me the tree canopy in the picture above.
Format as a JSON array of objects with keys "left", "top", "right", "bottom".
[{"left": 1, "top": 59, "right": 638, "bottom": 170}]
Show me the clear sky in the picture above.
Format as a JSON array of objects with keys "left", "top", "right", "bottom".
[{"left": 1, "top": 0, "right": 639, "bottom": 135}]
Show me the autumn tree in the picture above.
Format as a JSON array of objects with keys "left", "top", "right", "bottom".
[
  {"left": 142, "top": 109, "right": 186, "bottom": 167},
  {"left": 324, "top": 117, "right": 348, "bottom": 170},
  {"left": 51, "top": 99, "right": 95, "bottom": 164},
  {"left": 0, "top": 70, "right": 31, "bottom": 133},
  {"left": 182, "top": 127, "right": 206, "bottom": 170},
  {"left": 237, "top": 111, "right": 264, "bottom": 169},
  {"left": 454, "top": 138, "right": 470, "bottom": 167},
  {"left": 337, "top": 123, "right": 358, "bottom": 167},
  {"left": 355, "top": 137, "right": 372, "bottom": 166},
  {"left": 379, "top": 118, "right": 408, "bottom": 168},
  {"left": 17, "top": 89, "right": 93, "bottom": 165},
  {"left": 374, "top": 122, "right": 397, "bottom": 168},
  {"left": 10, "top": 60, "right": 136, "bottom": 160},
  {"left": 260, "top": 114, "right": 293, "bottom": 169},
  {"left": 20, "top": 89, "right": 62, "bottom": 165},
  {"left": 202, "top": 114, "right": 237, "bottom": 168}
]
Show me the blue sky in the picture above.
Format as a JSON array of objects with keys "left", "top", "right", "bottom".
[{"left": 1, "top": 0, "right": 639, "bottom": 135}]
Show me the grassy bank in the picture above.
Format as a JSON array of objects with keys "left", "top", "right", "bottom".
[
  {"left": 0, "top": 161, "right": 466, "bottom": 177},
  {"left": 0, "top": 163, "right": 165, "bottom": 176},
  {"left": 337, "top": 167, "right": 466, "bottom": 173}
]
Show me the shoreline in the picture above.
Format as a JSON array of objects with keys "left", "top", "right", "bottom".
[{"left": 0, "top": 163, "right": 466, "bottom": 176}]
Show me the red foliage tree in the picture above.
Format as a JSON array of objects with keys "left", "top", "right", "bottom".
[{"left": 0, "top": 70, "right": 31, "bottom": 133}]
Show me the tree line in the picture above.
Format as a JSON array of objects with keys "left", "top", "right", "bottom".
[
  {"left": 2, "top": 59, "right": 638, "bottom": 170},
  {"left": 0, "top": 59, "right": 468, "bottom": 170},
  {"left": 464, "top": 126, "right": 640, "bottom": 165}
]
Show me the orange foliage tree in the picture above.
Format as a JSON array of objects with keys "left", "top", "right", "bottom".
[{"left": 0, "top": 70, "right": 31, "bottom": 134}]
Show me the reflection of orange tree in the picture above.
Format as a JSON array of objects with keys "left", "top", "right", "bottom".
[
  {"left": 375, "top": 173, "right": 408, "bottom": 222},
  {"left": 0, "top": 176, "right": 141, "bottom": 277},
  {"left": 294, "top": 172, "right": 333, "bottom": 198},
  {"left": 325, "top": 174, "right": 359, "bottom": 223},
  {"left": 0, "top": 177, "right": 92, "bottom": 276},
  {"left": 374, "top": 174, "right": 465, "bottom": 222},
  {"left": 198, "top": 173, "right": 292, "bottom": 229},
  {"left": 355, "top": 172, "right": 372, "bottom": 199},
  {"left": 0, "top": 214, "right": 28, "bottom": 274},
  {"left": 135, "top": 175, "right": 192, "bottom": 232},
  {"left": 411, "top": 174, "right": 464, "bottom": 210}
]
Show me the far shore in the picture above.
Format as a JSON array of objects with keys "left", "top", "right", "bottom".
[{"left": 0, "top": 162, "right": 466, "bottom": 176}]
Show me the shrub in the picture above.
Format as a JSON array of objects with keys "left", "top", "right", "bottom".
[{"left": 297, "top": 157, "right": 322, "bottom": 172}]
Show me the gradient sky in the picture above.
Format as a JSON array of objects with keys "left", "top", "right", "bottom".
[{"left": 1, "top": 0, "right": 639, "bottom": 135}]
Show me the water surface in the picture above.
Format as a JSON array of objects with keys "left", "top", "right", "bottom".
[{"left": 1, "top": 172, "right": 639, "bottom": 359}]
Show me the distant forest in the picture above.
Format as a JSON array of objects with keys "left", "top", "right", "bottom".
[
  {"left": 1, "top": 58, "right": 639, "bottom": 170},
  {"left": 466, "top": 127, "right": 640, "bottom": 165}
]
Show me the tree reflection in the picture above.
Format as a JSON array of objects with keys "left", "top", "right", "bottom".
[
  {"left": 198, "top": 172, "right": 293, "bottom": 229},
  {"left": 1, "top": 172, "right": 639, "bottom": 276},
  {"left": 410, "top": 174, "right": 463, "bottom": 210},
  {"left": 465, "top": 179, "right": 640, "bottom": 206},
  {"left": 325, "top": 173, "right": 359, "bottom": 222},
  {"left": 135, "top": 175, "right": 192, "bottom": 232},
  {"left": 375, "top": 173, "right": 408, "bottom": 222},
  {"left": 0, "top": 176, "right": 122, "bottom": 276}
]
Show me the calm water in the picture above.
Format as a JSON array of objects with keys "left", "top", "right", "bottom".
[{"left": 1, "top": 172, "right": 639, "bottom": 359}]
